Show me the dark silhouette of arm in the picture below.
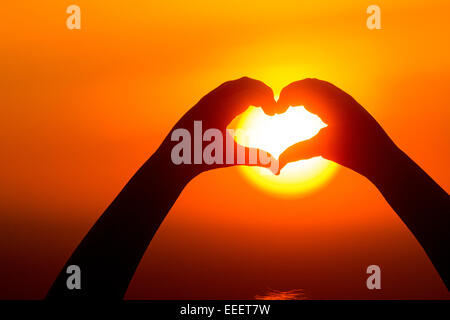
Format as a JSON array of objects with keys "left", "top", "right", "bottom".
[
  {"left": 46, "top": 148, "right": 194, "bottom": 299},
  {"left": 46, "top": 77, "right": 277, "bottom": 299},
  {"left": 365, "top": 144, "right": 450, "bottom": 290},
  {"left": 277, "top": 78, "right": 450, "bottom": 290}
]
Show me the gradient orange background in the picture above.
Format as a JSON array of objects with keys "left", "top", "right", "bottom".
[{"left": 1, "top": 1, "right": 449, "bottom": 299}]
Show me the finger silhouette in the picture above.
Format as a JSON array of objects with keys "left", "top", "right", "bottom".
[
  {"left": 277, "top": 78, "right": 343, "bottom": 123},
  {"left": 278, "top": 129, "right": 327, "bottom": 172},
  {"left": 221, "top": 134, "right": 279, "bottom": 174},
  {"left": 215, "top": 77, "right": 277, "bottom": 122},
  {"left": 238, "top": 143, "right": 279, "bottom": 174},
  {"left": 234, "top": 77, "right": 277, "bottom": 115}
]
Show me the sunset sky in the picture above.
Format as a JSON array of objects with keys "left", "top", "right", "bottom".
[{"left": 1, "top": 1, "right": 449, "bottom": 299}]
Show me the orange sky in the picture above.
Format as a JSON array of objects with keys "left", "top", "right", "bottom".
[{"left": 0, "top": 1, "right": 449, "bottom": 299}]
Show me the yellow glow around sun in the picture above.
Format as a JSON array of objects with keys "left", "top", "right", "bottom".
[{"left": 232, "top": 106, "right": 338, "bottom": 196}]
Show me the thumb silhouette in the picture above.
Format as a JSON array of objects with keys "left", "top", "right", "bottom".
[{"left": 278, "top": 129, "right": 326, "bottom": 173}]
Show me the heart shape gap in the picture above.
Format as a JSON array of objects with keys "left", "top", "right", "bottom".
[
  {"left": 229, "top": 105, "right": 326, "bottom": 159},
  {"left": 228, "top": 105, "right": 338, "bottom": 196}
]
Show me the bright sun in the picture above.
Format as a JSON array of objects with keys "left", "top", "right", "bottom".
[{"left": 230, "top": 105, "right": 338, "bottom": 196}]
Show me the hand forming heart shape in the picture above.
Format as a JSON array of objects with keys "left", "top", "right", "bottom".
[{"left": 165, "top": 77, "right": 397, "bottom": 180}]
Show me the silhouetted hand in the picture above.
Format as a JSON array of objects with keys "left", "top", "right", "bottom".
[
  {"left": 47, "top": 77, "right": 279, "bottom": 299},
  {"left": 276, "top": 78, "right": 449, "bottom": 291},
  {"left": 159, "top": 76, "right": 279, "bottom": 176},
  {"left": 277, "top": 78, "right": 396, "bottom": 177}
]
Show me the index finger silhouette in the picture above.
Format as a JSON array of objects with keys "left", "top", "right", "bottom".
[
  {"left": 213, "top": 77, "right": 277, "bottom": 122},
  {"left": 228, "top": 77, "right": 278, "bottom": 115},
  {"left": 277, "top": 78, "right": 342, "bottom": 124}
]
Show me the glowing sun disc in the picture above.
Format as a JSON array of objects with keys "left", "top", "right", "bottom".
[{"left": 232, "top": 106, "right": 338, "bottom": 196}]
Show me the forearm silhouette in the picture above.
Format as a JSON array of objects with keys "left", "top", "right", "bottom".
[
  {"left": 46, "top": 77, "right": 277, "bottom": 299},
  {"left": 277, "top": 78, "right": 450, "bottom": 290}
]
